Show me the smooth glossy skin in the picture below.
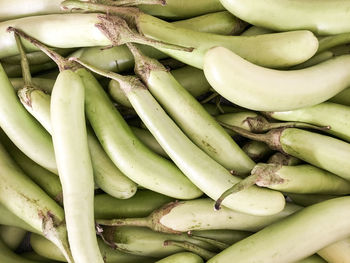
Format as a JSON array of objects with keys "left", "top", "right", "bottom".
[
  {"left": 0, "top": 63, "right": 56, "bottom": 173},
  {"left": 105, "top": 226, "right": 216, "bottom": 258},
  {"left": 51, "top": 70, "right": 103, "bottom": 263},
  {"left": 138, "top": 14, "right": 318, "bottom": 69},
  {"left": 133, "top": 50, "right": 254, "bottom": 174},
  {"left": 18, "top": 86, "right": 137, "bottom": 199},
  {"left": 30, "top": 234, "right": 154, "bottom": 263},
  {"left": 76, "top": 68, "right": 202, "bottom": 199},
  {"left": 0, "top": 0, "right": 62, "bottom": 21},
  {"left": 254, "top": 164, "right": 350, "bottom": 195},
  {"left": 268, "top": 102, "right": 350, "bottom": 142},
  {"left": 318, "top": 237, "right": 350, "bottom": 263},
  {"left": 130, "top": 126, "right": 168, "bottom": 158},
  {"left": 124, "top": 79, "right": 285, "bottom": 215},
  {"left": 154, "top": 252, "right": 204, "bottom": 263},
  {"left": 108, "top": 66, "right": 211, "bottom": 108},
  {"left": 3, "top": 61, "right": 57, "bottom": 78},
  {"left": 208, "top": 197, "right": 350, "bottom": 263},
  {"left": 204, "top": 47, "right": 350, "bottom": 111},
  {"left": 139, "top": 0, "right": 224, "bottom": 20},
  {"left": 157, "top": 199, "right": 300, "bottom": 232},
  {"left": 0, "top": 204, "right": 37, "bottom": 233},
  {"left": 220, "top": 0, "right": 350, "bottom": 35},
  {"left": 0, "top": 130, "right": 62, "bottom": 203},
  {"left": 280, "top": 128, "right": 350, "bottom": 181},
  {"left": 94, "top": 190, "right": 173, "bottom": 219},
  {"left": 172, "top": 11, "right": 245, "bottom": 35},
  {"left": 70, "top": 11, "right": 240, "bottom": 74},
  {"left": 242, "top": 141, "right": 272, "bottom": 162},
  {"left": 0, "top": 14, "right": 110, "bottom": 58},
  {"left": 0, "top": 141, "right": 72, "bottom": 261}
]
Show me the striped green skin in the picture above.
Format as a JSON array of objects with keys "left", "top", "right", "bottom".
[
  {"left": 203, "top": 47, "right": 350, "bottom": 111},
  {"left": 208, "top": 197, "right": 350, "bottom": 263},
  {"left": 220, "top": 0, "right": 350, "bottom": 35},
  {"left": 280, "top": 128, "right": 350, "bottom": 181},
  {"left": 0, "top": 63, "right": 56, "bottom": 173},
  {"left": 268, "top": 102, "right": 350, "bottom": 142},
  {"left": 123, "top": 81, "right": 284, "bottom": 215},
  {"left": 50, "top": 70, "right": 103, "bottom": 263},
  {"left": 76, "top": 68, "right": 202, "bottom": 199},
  {"left": 154, "top": 252, "right": 203, "bottom": 263}
]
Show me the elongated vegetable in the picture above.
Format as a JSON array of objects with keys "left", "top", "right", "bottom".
[
  {"left": 219, "top": 0, "right": 350, "bottom": 35},
  {"left": 50, "top": 69, "right": 103, "bottom": 263},
  {"left": 0, "top": 13, "right": 188, "bottom": 59},
  {"left": 0, "top": 62, "right": 56, "bottom": 172},
  {"left": 297, "top": 255, "right": 327, "bottom": 263},
  {"left": 18, "top": 86, "right": 137, "bottom": 199},
  {"left": 97, "top": 199, "right": 300, "bottom": 233},
  {"left": 223, "top": 126, "right": 350, "bottom": 181},
  {"left": 30, "top": 233, "right": 155, "bottom": 263},
  {"left": 190, "top": 230, "right": 251, "bottom": 245},
  {"left": 204, "top": 47, "right": 350, "bottom": 111},
  {"left": 9, "top": 27, "right": 199, "bottom": 200},
  {"left": 1, "top": 48, "right": 74, "bottom": 65},
  {"left": 128, "top": 43, "right": 254, "bottom": 174},
  {"left": 74, "top": 57, "right": 285, "bottom": 216},
  {"left": 138, "top": 0, "right": 224, "bottom": 20},
  {"left": 240, "top": 26, "right": 273, "bottom": 36},
  {"left": 220, "top": 164, "right": 350, "bottom": 200},
  {"left": 0, "top": 225, "right": 26, "bottom": 250},
  {"left": 0, "top": 204, "right": 37, "bottom": 233},
  {"left": 291, "top": 51, "right": 334, "bottom": 70},
  {"left": 242, "top": 141, "right": 273, "bottom": 162},
  {"left": 0, "top": 237, "right": 43, "bottom": 263},
  {"left": 207, "top": 196, "right": 350, "bottom": 263},
  {"left": 329, "top": 88, "right": 350, "bottom": 106},
  {"left": 102, "top": 226, "right": 217, "bottom": 258},
  {"left": 109, "top": 66, "right": 211, "bottom": 108},
  {"left": 62, "top": 0, "right": 319, "bottom": 69},
  {"left": 3, "top": 61, "right": 57, "bottom": 78},
  {"left": 162, "top": 240, "right": 215, "bottom": 260},
  {"left": 266, "top": 102, "right": 350, "bottom": 142},
  {"left": 154, "top": 252, "right": 203, "bottom": 263},
  {"left": 0, "top": 141, "right": 73, "bottom": 262},
  {"left": 287, "top": 194, "right": 337, "bottom": 207},
  {"left": 94, "top": 190, "right": 173, "bottom": 219},
  {"left": 10, "top": 77, "right": 55, "bottom": 93},
  {"left": 20, "top": 251, "right": 60, "bottom": 262},
  {"left": 318, "top": 237, "right": 350, "bottom": 263},
  {"left": 172, "top": 11, "right": 246, "bottom": 35},
  {"left": 0, "top": 129, "right": 62, "bottom": 203},
  {"left": 130, "top": 127, "right": 168, "bottom": 158}
]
